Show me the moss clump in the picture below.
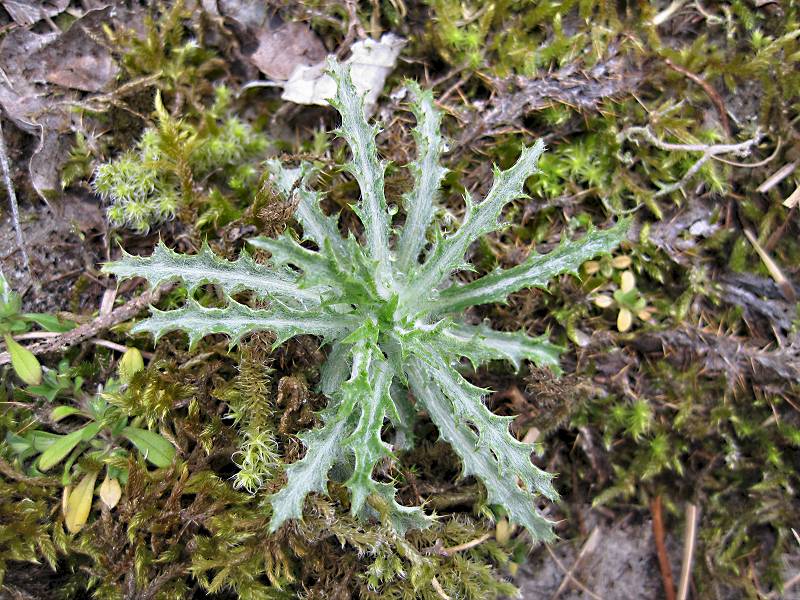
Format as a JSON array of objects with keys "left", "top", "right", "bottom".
[{"left": 93, "top": 88, "right": 268, "bottom": 233}]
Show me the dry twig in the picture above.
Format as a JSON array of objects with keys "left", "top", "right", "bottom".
[
  {"left": 622, "top": 126, "right": 764, "bottom": 197},
  {"left": 677, "top": 503, "right": 699, "bottom": 600},
  {"left": 440, "top": 533, "right": 493, "bottom": 556},
  {"left": 551, "top": 527, "right": 602, "bottom": 600},
  {"left": 628, "top": 326, "right": 800, "bottom": 385},
  {"left": 651, "top": 495, "right": 676, "bottom": 600},
  {"left": 0, "top": 118, "right": 29, "bottom": 273},
  {"left": 430, "top": 576, "right": 451, "bottom": 600},
  {"left": 545, "top": 541, "right": 604, "bottom": 600},
  {"left": 0, "top": 282, "right": 175, "bottom": 365},
  {"left": 757, "top": 161, "right": 797, "bottom": 193},
  {"left": 663, "top": 58, "right": 730, "bottom": 135},
  {"left": 459, "top": 48, "right": 640, "bottom": 146},
  {"left": 743, "top": 229, "right": 796, "bottom": 302}
]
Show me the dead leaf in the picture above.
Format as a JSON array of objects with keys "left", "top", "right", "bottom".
[
  {"left": 281, "top": 33, "right": 406, "bottom": 112},
  {"left": 783, "top": 185, "right": 800, "bottom": 209},
  {"left": 98, "top": 473, "right": 122, "bottom": 509},
  {"left": 249, "top": 20, "right": 327, "bottom": 80},
  {"left": 211, "top": 0, "right": 270, "bottom": 28},
  {"left": 1, "top": 0, "right": 69, "bottom": 27},
  {"left": 204, "top": 2, "right": 326, "bottom": 82},
  {"left": 617, "top": 308, "right": 633, "bottom": 332},
  {"left": 0, "top": 7, "right": 121, "bottom": 201},
  {"left": 33, "top": 7, "right": 120, "bottom": 93}
]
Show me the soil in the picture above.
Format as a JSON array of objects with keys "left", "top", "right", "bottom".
[{"left": 0, "top": 191, "right": 106, "bottom": 314}]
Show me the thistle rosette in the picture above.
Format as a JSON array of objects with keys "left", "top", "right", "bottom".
[{"left": 104, "top": 58, "right": 629, "bottom": 541}]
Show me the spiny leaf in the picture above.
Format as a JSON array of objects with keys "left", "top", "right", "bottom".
[
  {"left": 408, "top": 359, "right": 556, "bottom": 542},
  {"left": 105, "top": 58, "right": 632, "bottom": 543},
  {"left": 343, "top": 358, "right": 396, "bottom": 515},
  {"left": 396, "top": 81, "right": 448, "bottom": 273},
  {"left": 131, "top": 298, "right": 359, "bottom": 348},
  {"left": 430, "top": 219, "right": 631, "bottom": 313},
  {"left": 326, "top": 59, "right": 393, "bottom": 282},
  {"left": 406, "top": 140, "right": 546, "bottom": 302},
  {"left": 319, "top": 340, "right": 352, "bottom": 397},
  {"left": 248, "top": 234, "right": 339, "bottom": 288},
  {"left": 103, "top": 241, "right": 322, "bottom": 307},
  {"left": 412, "top": 345, "right": 558, "bottom": 502},
  {"left": 264, "top": 159, "right": 348, "bottom": 258},
  {"left": 438, "top": 321, "right": 563, "bottom": 372},
  {"left": 268, "top": 412, "right": 352, "bottom": 532}
]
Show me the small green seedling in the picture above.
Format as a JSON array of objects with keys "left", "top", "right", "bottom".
[
  {"left": 584, "top": 254, "right": 654, "bottom": 332},
  {"left": 6, "top": 359, "right": 175, "bottom": 532},
  {"left": 1, "top": 273, "right": 76, "bottom": 386}
]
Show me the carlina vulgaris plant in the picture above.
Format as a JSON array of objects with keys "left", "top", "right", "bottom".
[{"left": 103, "top": 57, "right": 629, "bottom": 542}]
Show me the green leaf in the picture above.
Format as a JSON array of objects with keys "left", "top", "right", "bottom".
[
  {"left": 38, "top": 427, "right": 87, "bottom": 471},
  {"left": 319, "top": 341, "right": 352, "bottom": 397},
  {"left": 121, "top": 426, "right": 175, "bottom": 468},
  {"left": 118, "top": 347, "right": 144, "bottom": 384},
  {"left": 248, "top": 234, "right": 339, "bottom": 289},
  {"left": 408, "top": 358, "right": 556, "bottom": 542},
  {"left": 122, "top": 426, "right": 175, "bottom": 467},
  {"left": 131, "top": 298, "right": 359, "bottom": 349},
  {"left": 396, "top": 81, "right": 448, "bottom": 272},
  {"left": 6, "top": 431, "right": 32, "bottom": 455},
  {"left": 342, "top": 358, "right": 395, "bottom": 514},
  {"left": 405, "top": 140, "right": 546, "bottom": 303},
  {"left": 103, "top": 242, "right": 322, "bottom": 308},
  {"left": 413, "top": 345, "right": 557, "bottom": 500},
  {"left": 439, "top": 321, "right": 563, "bottom": 372},
  {"left": 0, "top": 271, "right": 12, "bottom": 304},
  {"left": 51, "top": 406, "right": 81, "bottom": 422},
  {"left": 22, "top": 313, "right": 77, "bottom": 333},
  {"left": 101, "top": 58, "right": 617, "bottom": 541},
  {"left": 326, "top": 59, "right": 393, "bottom": 282},
  {"left": 30, "top": 430, "right": 60, "bottom": 452},
  {"left": 264, "top": 160, "right": 349, "bottom": 259},
  {"left": 430, "top": 219, "right": 631, "bottom": 314},
  {"left": 4, "top": 334, "right": 42, "bottom": 386},
  {"left": 342, "top": 356, "right": 432, "bottom": 533},
  {"left": 268, "top": 413, "right": 352, "bottom": 532},
  {"left": 388, "top": 383, "right": 416, "bottom": 451}
]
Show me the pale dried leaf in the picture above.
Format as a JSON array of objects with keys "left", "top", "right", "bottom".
[
  {"left": 281, "top": 33, "right": 406, "bottom": 111},
  {"left": 1, "top": 0, "right": 69, "bottom": 26},
  {"left": 99, "top": 474, "right": 122, "bottom": 509}
]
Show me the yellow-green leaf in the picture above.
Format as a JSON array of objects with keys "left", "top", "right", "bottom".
[
  {"left": 118, "top": 347, "right": 144, "bottom": 384},
  {"left": 4, "top": 334, "right": 42, "bottom": 385},
  {"left": 64, "top": 470, "right": 99, "bottom": 533},
  {"left": 51, "top": 406, "right": 81, "bottom": 422},
  {"left": 99, "top": 473, "right": 122, "bottom": 509},
  {"left": 122, "top": 426, "right": 175, "bottom": 468},
  {"left": 617, "top": 307, "right": 633, "bottom": 332},
  {"left": 38, "top": 427, "right": 86, "bottom": 471}
]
